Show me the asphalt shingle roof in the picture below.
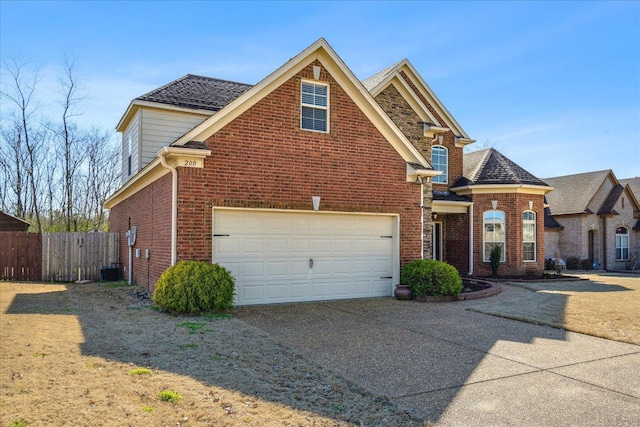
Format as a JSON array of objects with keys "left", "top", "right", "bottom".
[
  {"left": 454, "top": 148, "right": 549, "bottom": 188},
  {"left": 136, "top": 74, "right": 253, "bottom": 112},
  {"left": 543, "top": 170, "right": 612, "bottom": 215},
  {"left": 361, "top": 61, "right": 403, "bottom": 92},
  {"left": 619, "top": 177, "right": 640, "bottom": 202}
]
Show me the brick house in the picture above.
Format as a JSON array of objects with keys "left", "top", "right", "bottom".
[
  {"left": 545, "top": 170, "right": 640, "bottom": 270},
  {"left": 106, "top": 38, "right": 551, "bottom": 304}
]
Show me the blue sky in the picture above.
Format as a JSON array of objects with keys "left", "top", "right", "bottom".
[{"left": 2, "top": 0, "right": 639, "bottom": 179}]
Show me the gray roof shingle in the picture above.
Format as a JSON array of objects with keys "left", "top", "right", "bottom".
[
  {"left": 361, "top": 61, "right": 403, "bottom": 91},
  {"left": 136, "top": 74, "right": 253, "bottom": 112},
  {"left": 454, "top": 148, "right": 549, "bottom": 188},
  {"left": 619, "top": 177, "right": 640, "bottom": 202},
  {"left": 543, "top": 170, "right": 611, "bottom": 215}
]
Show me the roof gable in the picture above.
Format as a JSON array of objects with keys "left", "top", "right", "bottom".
[
  {"left": 544, "top": 170, "right": 613, "bottom": 215},
  {"left": 363, "top": 59, "right": 473, "bottom": 143},
  {"left": 173, "top": 38, "right": 430, "bottom": 168}
]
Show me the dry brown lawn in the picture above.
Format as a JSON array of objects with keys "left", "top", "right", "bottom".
[
  {"left": 471, "top": 272, "right": 640, "bottom": 345},
  {"left": 0, "top": 281, "right": 422, "bottom": 427}
]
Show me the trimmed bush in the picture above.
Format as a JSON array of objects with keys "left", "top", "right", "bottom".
[
  {"left": 152, "top": 260, "right": 235, "bottom": 314},
  {"left": 565, "top": 256, "right": 581, "bottom": 270},
  {"left": 401, "top": 259, "right": 463, "bottom": 298},
  {"left": 490, "top": 245, "right": 502, "bottom": 277}
]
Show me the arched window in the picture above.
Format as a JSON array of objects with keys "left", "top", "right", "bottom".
[
  {"left": 522, "top": 211, "right": 536, "bottom": 261},
  {"left": 483, "top": 210, "right": 505, "bottom": 262},
  {"left": 616, "top": 227, "right": 629, "bottom": 260},
  {"left": 432, "top": 145, "right": 448, "bottom": 183}
]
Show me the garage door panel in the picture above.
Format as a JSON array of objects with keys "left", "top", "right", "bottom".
[
  {"left": 242, "top": 262, "right": 264, "bottom": 277},
  {"left": 213, "top": 210, "right": 396, "bottom": 305}
]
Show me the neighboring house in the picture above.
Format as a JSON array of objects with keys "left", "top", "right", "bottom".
[
  {"left": 0, "top": 211, "right": 30, "bottom": 231},
  {"left": 544, "top": 170, "right": 640, "bottom": 270},
  {"left": 105, "top": 38, "right": 549, "bottom": 305}
]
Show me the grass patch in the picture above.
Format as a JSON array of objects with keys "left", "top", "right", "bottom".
[
  {"left": 157, "top": 390, "right": 182, "bottom": 403},
  {"left": 7, "top": 420, "right": 28, "bottom": 427},
  {"left": 33, "top": 353, "right": 46, "bottom": 358},
  {"left": 178, "top": 343, "right": 196, "bottom": 350},
  {"left": 177, "top": 321, "right": 205, "bottom": 334},
  {"left": 128, "top": 368, "right": 152, "bottom": 376},
  {"left": 141, "top": 406, "right": 155, "bottom": 412},
  {"left": 105, "top": 280, "right": 130, "bottom": 288},
  {"left": 200, "top": 312, "right": 232, "bottom": 320}
]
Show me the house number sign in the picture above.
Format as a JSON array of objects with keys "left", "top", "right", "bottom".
[{"left": 176, "top": 157, "right": 204, "bottom": 168}]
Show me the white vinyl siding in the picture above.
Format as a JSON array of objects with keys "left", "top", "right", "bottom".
[
  {"left": 301, "top": 81, "right": 328, "bottom": 132},
  {"left": 121, "top": 109, "right": 141, "bottom": 183},
  {"left": 139, "top": 108, "right": 209, "bottom": 167}
]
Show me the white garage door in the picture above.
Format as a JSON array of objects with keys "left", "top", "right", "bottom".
[{"left": 212, "top": 208, "right": 397, "bottom": 306}]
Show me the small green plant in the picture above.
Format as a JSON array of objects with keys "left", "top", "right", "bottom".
[
  {"left": 152, "top": 260, "right": 235, "bottom": 314},
  {"left": 33, "top": 353, "right": 46, "bottom": 358},
  {"left": 490, "top": 245, "right": 502, "bottom": 277},
  {"left": 141, "top": 406, "right": 155, "bottom": 412},
  {"left": 157, "top": 390, "right": 182, "bottom": 403},
  {"left": 7, "top": 419, "right": 28, "bottom": 427},
  {"left": 178, "top": 343, "right": 197, "bottom": 350},
  {"left": 177, "top": 321, "right": 205, "bottom": 334},
  {"left": 128, "top": 368, "right": 153, "bottom": 376},
  {"left": 402, "top": 259, "right": 463, "bottom": 298}
]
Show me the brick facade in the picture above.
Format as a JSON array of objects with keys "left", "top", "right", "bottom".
[
  {"left": 108, "top": 173, "right": 172, "bottom": 290},
  {"left": 110, "top": 61, "right": 424, "bottom": 290},
  {"left": 471, "top": 193, "right": 545, "bottom": 276}
]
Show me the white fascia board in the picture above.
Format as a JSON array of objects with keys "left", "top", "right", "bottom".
[
  {"left": 433, "top": 200, "right": 472, "bottom": 214},
  {"left": 174, "top": 38, "right": 429, "bottom": 168},
  {"left": 450, "top": 184, "right": 554, "bottom": 196}
]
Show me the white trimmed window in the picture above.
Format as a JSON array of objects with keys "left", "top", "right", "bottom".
[
  {"left": 301, "top": 81, "right": 328, "bottom": 132},
  {"left": 616, "top": 227, "right": 629, "bottom": 260},
  {"left": 483, "top": 210, "right": 505, "bottom": 262},
  {"left": 522, "top": 211, "right": 536, "bottom": 261},
  {"left": 432, "top": 145, "right": 448, "bottom": 183}
]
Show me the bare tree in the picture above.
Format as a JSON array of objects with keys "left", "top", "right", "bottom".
[{"left": 0, "top": 60, "right": 45, "bottom": 231}]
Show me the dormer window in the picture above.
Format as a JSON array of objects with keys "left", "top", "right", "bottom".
[
  {"left": 301, "top": 81, "right": 328, "bottom": 132},
  {"left": 432, "top": 145, "right": 448, "bottom": 183}
]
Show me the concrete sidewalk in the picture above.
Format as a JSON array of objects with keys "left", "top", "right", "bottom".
[{"left": 236, "top": 284, "right": 640, "bottom": 426}]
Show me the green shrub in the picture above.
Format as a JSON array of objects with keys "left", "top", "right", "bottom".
[
  {"left": 565, "top": 256, "right": 581, "bottom": 270},
  {"left": 401, "top": 259, "right": 463, "bottom": 298},
  {"left": 152, "top": 260, "right": 235, "bottom": 314},
  {"left": 490, "top": 245, "right": 502, "bottom": 277}
]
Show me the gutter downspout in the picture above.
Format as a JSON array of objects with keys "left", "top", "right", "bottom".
[
  {"left": 468, "top": 202, "right": 474, "bottom": 276},
  {"left": 159, "top": 153, "right": 178, "bottom": 266}
]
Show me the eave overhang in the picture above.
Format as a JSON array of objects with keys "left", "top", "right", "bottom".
[
  {"left": 432, "top": 199, "right": 472, "bottom": 214},
  {"left": 450, "top": 183, "right": 553, "bottom": 196},
  {"left": 116, "top": 100, "right": 215, "bottom": 132},
  {"left": 104, "top": 147, "right": 211, "bottom": 209}
]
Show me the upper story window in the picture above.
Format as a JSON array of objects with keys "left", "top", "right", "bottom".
[
  {"left": 522, "top": 211, "right": 536, "bottom": 262},
  {"left": 483, "top": 210, "right": 505, "bottom": 262},
  {"left": 432, "top": 145, "right": 447, "bottom": 183},
  {"left": 615, "top": 227, "right": 629, "bottom": 260},
  {"left": 301, "top": 81, "right": 328, "bottom": 132}
]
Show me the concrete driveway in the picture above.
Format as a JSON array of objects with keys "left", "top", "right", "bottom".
[{"left": 236, "top": 284, "right": 640, "bottom": 426}]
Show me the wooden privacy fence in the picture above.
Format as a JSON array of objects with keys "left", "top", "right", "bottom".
[
  {"left": 42, "top": 232, "right": 120, "bottom": 282},
  {"left": 0, "top": 232, "right": 42, "bottom": 281},
  {"left": 0, "top": 231, "right": 119, "bottom": 282}
]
